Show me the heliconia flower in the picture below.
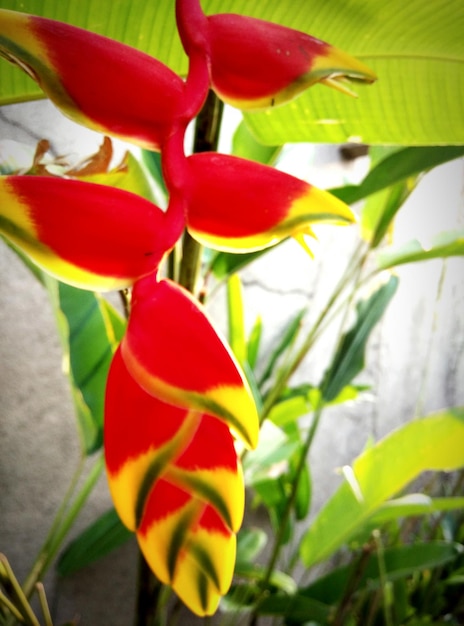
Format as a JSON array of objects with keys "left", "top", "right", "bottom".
[
  {"left": 0, "top": 175, "right": 181, "bottom": 291},
  {"left": 0, "top": 9, "right": 185, "bottom": 151},
  {"left": 183, "top": 152, "right": 356, "bottom": 253},
  {"left": 105, "top": 347, "right": 243, "bottom": 615},
  {"left": 120, "top": 274, "right": 259, "bottom": 450},
  {"left": 176, "top": 0, "right": 377, "bottom": 110}
]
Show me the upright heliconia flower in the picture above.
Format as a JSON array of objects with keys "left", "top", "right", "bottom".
[
  {"left": 0, "top": 176, "right": 181, "bottom": 291},
  {"left": 183, "top": 152, "right": 356, "bottom": 252},
  {"left": 176, "top": 0, "right": 377, "bottom": 110},
  {"left": 121, "top": 274, "right": 259, "bottom": 450},
  {"left": 105, "top": 347, "right": 244, "bottom": 615},
  {"left": 0, "top": 9, "right": 185, "bottom": 150}
]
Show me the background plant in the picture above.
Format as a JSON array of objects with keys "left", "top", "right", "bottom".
[{"left": 1, "top": 0, "right": 464, "bottom": 625}]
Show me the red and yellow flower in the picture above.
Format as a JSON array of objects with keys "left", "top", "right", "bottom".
[{"left": 0, "top": 0, "right": 376, "bottom": 615}]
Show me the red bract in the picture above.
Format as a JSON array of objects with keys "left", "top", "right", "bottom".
[
  {"left": 0, "top": 9, "right": 186, "bottom": 150},
  {"left": 0, "top": 176, "right": 179, "bottom": 290},
  {"left": 176, "top": 0, "right": 377, "bottom": 110},
  {"left": 121, "top": 275, "right": 259, "bottom": 450},
  {"left": 105, "top": 347, "right": 244, "bottom": 615},
  {"left": 184, "top": 152, "right": 356, "bottom": 252}
]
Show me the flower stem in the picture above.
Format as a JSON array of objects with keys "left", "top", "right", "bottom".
[{"left": 179, "top": 89, "right": 224, "bottom": 294}]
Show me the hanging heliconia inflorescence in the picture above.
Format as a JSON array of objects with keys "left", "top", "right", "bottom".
[{"left": 0, "top": 0, "right": 376, "bottom": 615}]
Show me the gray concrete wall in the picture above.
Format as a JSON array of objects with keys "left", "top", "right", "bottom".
[{"left": 1, "top": 100, "right": 463, "bottom": 625}]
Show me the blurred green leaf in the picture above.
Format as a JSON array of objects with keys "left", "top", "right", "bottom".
[
  {"left": 227, "top": 273, "right": 247, "bottom": 365},
  {"left": 320, "top": 276, "right": 398, "bottom": 402},
  {"left": 377, "top": 230, "right": 464, "bottom": 269},
  {"left": 235, "top": 563, "right": 297, "bottom": 595},
  {"left": 246, "top": 315, "right": 262, "bottom": 370},
  {"left": 208, "top": 249, "right": 269, "bottom": 282},
  {"left": 141, "top": 149, "right": 168, "bottom": 199},
  {"left": 331, "top": 147, "right": 464, "bottom": 206},
  {"left": 236, "top": 528, "right": 268, "bottom": 565},
  {"left": 302, "top": 541, "right": 463, "bottom": 606},
  {"left": 232, "top": 120, "right": 281, "bottom": 165},
  {"left": 45, "top": 278, "right": 125, "bottom": 453},
  {"left": 268, "top": 394, "right": 311, "bottom": 428},
  {"left": 369, "top": 494, "right": 464, "bottom": 525},
  {"left": 361, "top": 178, "right": 418, "bottom": 247},
  {"left": 259, "top": 308, "right": 306, "bottom": 390},
  {"left": 81, "top": 151, "right": 157, "bottom": 202},
  {"left": 57, "top": 508, "right": 132, "bottom": 576},
  {"left": 294, "top": 462, "right": 311, "bottom": 521},
  {"left": 300, "top": 407, "right": 464, "bottom": 568},
  {"left": 257, "top": 593, "right": 331, "bottom": 622}
]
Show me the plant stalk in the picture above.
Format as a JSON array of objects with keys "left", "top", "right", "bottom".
[{"left": 179, "top": 90, "right": 224, "bottom": 293}]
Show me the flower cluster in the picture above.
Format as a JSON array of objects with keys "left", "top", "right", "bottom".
[{"left": 0, "top": 0, "right": 375, "bottom": 615}]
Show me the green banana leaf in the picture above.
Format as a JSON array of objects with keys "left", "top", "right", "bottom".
[{"left": 0, "top": 0, "right": 463, "bottom": 145}]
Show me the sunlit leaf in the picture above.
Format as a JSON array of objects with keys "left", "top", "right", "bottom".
[
  {"left": 3, "top": 0, "right": 461, "bottom": 145},
  {"left": 376, "top": 230, "right": 464, "bottom": 269},
  {"left": 227, "top": 273, "right": 247, "bottom": 366},
  {"left": 331, "top": 147, "right": 464, "bottom": 206},
  {"left": 300, "top": 407, "right": 464, "bottom": 568}
]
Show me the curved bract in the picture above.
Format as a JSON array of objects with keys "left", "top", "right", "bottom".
[
  {"left": 206, "top": 13, "right": 377, "bottom": 109},
  {"left": 0, "top": 176, "right": 172, "bottom": 290},
  {"left": 105, "top": 346, "right": 244, "bottom": 615},
  {"left": 185, "top": 152, "right": 356, "bottom": 252},
  {"left": 0, "top": 9, "right": 185, "bottom": 150},
  {"left": 121, "top": 275, "right": 259, "bottom": 450}
]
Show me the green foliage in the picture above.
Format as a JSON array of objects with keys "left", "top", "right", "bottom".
[
  {"left": 1, "top": 0, "right": 463, "bottom": 145},
  {"left": 1, "top": 1, "right": 464, "bottom": 624},
  {"left": 300, "top": 408, "right": 464, "bottom": 569}
]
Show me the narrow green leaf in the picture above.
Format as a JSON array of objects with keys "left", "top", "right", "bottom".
[
  {"left": 257, "top": 593, "right": 331, "bottom": 622},
  {"left": 300, "top": 407, "right": 464, "bottom": 568},
  {"left": 57, "top": 508, "right": 132, "bottom": 576},
  {"left": 361, "top": 178, "right": 418, "bottom": 247},
  {"left": 369, "top": 494, "right": 464, "bottom": 525},
  {"left": 141, "top": 149, "right": 168, "bottom": 199},
  {"left": 227, "top": 273, "right": 247, "bottom": 365},
  {"left": 268, "top": 395, "right": 311, "bottom": 428},
  {"left": 259, "top": 308, "right": 306, "bottom": 390},
  {"left": 331, "top": 147, "right": 464, "bottom": 206},
  {"left": 246, "top": 315, "right": 262, "bottom": 370},
  {"left": 232, "top": 120, "right": 281, "bottom": 165},
  {"left": 208, "top": 249, "right": 269, "bottom": 282},
  {"left": 45, "top": 278, "right": 125, "bottom": 453},
  {"left": 302, "top": 541, "right": 463, "bottom": 606},
  {"left": 376, "top": 229, "right": 464, "bottom": 269},
  {"left": 320, "top": 276, "right": 398, "bottom": 402}
]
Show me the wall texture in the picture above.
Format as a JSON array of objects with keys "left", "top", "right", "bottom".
[{"left": 1, "top": 100, "right": 463, "bottom": 625}]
